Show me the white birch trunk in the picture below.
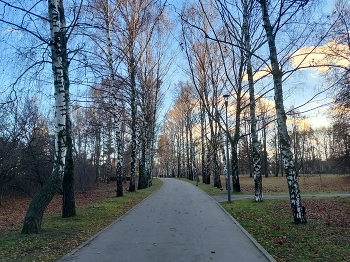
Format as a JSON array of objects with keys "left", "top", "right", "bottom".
[
  {"left": 200, "top": 101, "right": 209, "bottom": 184},
  {"left": 129, "top": 59, "right": 137, "bottom": 192},
  {"left": 115, "top": 121, "right": 124, "bottom": 196},
  {"left": 243, "top": 0, "right": 263, "bottom": 202},
  {"left": 103, "top": 1, "right": 123, "bottom": 196},
  {"left": 60, "top": 0, "right": 75, "bottom": 218},
  {"left": 189, "top": 120, "right": 198, "bottom": 185},
  {"left": 22, "top": 0, "right": 67, "bottom": 233},
  {"left": 52, "top": 0, "right": 67, "bottom": 173},
  {"left": 258, "top": 0, "right": 306, "bottom": 223}
]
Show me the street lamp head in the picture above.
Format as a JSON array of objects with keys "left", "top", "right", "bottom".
[{"left": 223, "top": 94, "right": 229, "bottom": 107}]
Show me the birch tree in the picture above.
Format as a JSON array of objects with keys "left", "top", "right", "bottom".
[
  {"left": 137, "top": 10, "right": 171, "bottom": 189},
  {"left": 241, "top": 0, "right": 263, "bottom": 201},
  {"left": 97, "top": 0, "right": 125, "bottom": 195},
  {"left": 60, "top": 0, "right": 77, "bottom": 218},
  {"left": 326, "top": 0, "right": 350, "bottom": 125},
  {"left": 22, "top": 0, "right": 72, "bottom": 233},
  {"left": 0, "top": 0, "right": 82, "bottom": 231},
  {"left": 159, "top": 83, "right": 200, "bottom": 181},
  {"left": 181, "top": 3, "right": 225, "bottom": 188},
  {"left": 188, "top": 0, "right": 264, "bottom": 192},
  {"left": 112, "top": 0, "right": 166, "bottom": 191},
  {"left": 209, "top": 0, "right": 252, "bottom": 192},
  {"left": 257, "top": 0, "right": 307, "bottom": 223},
  {"left": 82, "top": 0, "right": 127, "bottom": 195},
  {"left": 199, "top": 100, "right": 208, "bottom": 183}
]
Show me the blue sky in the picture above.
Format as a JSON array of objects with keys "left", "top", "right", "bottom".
[
  {"left": 163, "top": 0, "right": 339, "bottom": 129},
  {"left": 0, "top": 0, "right": 341, "bottom": 130}
]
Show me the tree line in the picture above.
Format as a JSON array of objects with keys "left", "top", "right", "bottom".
[
  {"left": 156, "top": 0, "right": 350, "bottom": 224},
  {"left": 0, "top": 0, "right": 349, "bottom": 233},
  {"left": 0, "top": 0, "right": 171, "bottom": 234}
]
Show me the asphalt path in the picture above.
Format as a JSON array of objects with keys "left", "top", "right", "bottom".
[{"left": 58, "top": 178, "right": 274, "bottom": 262}]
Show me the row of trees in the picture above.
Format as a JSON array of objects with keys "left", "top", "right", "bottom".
[
  {"left": 0, "top": 0, "right": 172, "bottom": 233},
  {"left": 1, "top": 0, "right": 349, "bottom": 232},
  {"left": 174, "top": 0, "right": 315, "bottom": 224},
  {"left": 157, "top": 0, "right": 350, "bottom": 224},
  {"left": 158, "top": 95, "right": 350, "bottom": 178}
]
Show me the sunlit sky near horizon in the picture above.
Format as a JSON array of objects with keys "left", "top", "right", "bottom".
[{"left": 162, "top": 0, "right": 340, "bottom": 130}]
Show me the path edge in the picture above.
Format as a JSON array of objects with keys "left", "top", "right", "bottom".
[
  {"left": 213, "top": 198, "right": 277, "bottom": 262},
  {"left": 56, "top": 179, "right": 164, "bottom": 262},
  {"left": 187, "top": 182, "right": 277, "bottom": 262}
]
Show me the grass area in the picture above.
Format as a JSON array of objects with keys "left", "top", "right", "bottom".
[
  {"left": 178, "top": 178, "right": 235, "bottom": 196},
  {"left": 0, "top": 179, "right": 163, "bottom": 262},
  {"left": 179, "top": 178, "right": 250, "bottom": 196},
  {"left": 181, "top": 174, "right": 350, "bottom": 195},
  {"left": 239, "top": 174, "right": 350, "bottom": 194},
  {"left": 182, "top": 176, "right": 350, "bottom": 261},
  {"left": 221, "top": 198, "right": 350, "bottom": 262}
]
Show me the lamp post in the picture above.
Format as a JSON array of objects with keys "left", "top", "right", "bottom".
[{"left": 223, "top": 94, "right": 231, "bottom": 203}]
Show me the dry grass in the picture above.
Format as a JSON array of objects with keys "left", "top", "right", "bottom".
[
  {"left": 0, "top": 180, "right": 137, "bottom": 230},
  {"left": 0, "top": 179, "right": 162, "bottom": 262},
  {"left": 224, "top": 174, "right": 350, "bottom": 194},
  {"left": 222, "top": 197, "right": 350, "bottom": 262}
]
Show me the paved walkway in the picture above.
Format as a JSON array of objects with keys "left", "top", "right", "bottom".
[
  {"left": 58, "top": 178, "right": 274, "bottom": 262},
  {"left": 211, "top": 193, "right": 350, "bottom": 202}
]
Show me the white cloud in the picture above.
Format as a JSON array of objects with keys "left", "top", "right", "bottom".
[
  {"left": 309, "top": 114, "right": 329, "bottom": 128},
  {"left": 290, "top": 40, "right": 350, "bottom": 72},
  {"left": 245, "top": 40, "right": 350, "bottom": 82},
  {"left": 243, "top": 65, "right": 271, "bottom": 81},
  {"left": 4, "top": 27, "right": 23, "bottom": 37}
]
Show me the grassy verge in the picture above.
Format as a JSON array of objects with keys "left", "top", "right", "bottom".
[
  {"left": 179, "top": 178, "right": 248, "bottom": 196},
  {"left": 0, "top": 179, "right": 163, "bottom": 262},
  {"left": 181, "top": 177, "right": 350, "bottom": 261},
  {"left": 239, "top": 174, "right": 350, "bottom": 194},
  {"left": 181, "top": 174, "right": 350, "bottom": 195},
  {"left": 221, "top": 199, "right": 350, "bottom": 262}
]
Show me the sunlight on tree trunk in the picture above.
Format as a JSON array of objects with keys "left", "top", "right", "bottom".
[
  {"left": 60, "top": 0, "right": 75, "bottom": 218},
  {"left": 242, "top": 0, "right": 263, "bottom": 202},
  {"left": 22, "top": 0, "right": 68, "bottom": 233},
  {"left": 258, "top": 0, "right": 306, "bottom": 223}
]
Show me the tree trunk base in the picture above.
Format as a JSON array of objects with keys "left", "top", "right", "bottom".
[
  {"left": 21, "top": 167, "right": 60, "bottom": 234},
  {"left": 62, "top": 166, "right": 76, "bottom": 218},
  {"left": 254, "top": 194, "right": 263, "bottom": 202},
  {"left": 214, "top": 176, "right": 222, "bottom": 188},
  {"left": 116, "top": 177, "right": 123, "bottom": 197},
  {"left": 21, "top": 217, "right": 41, "bottom": 234},
  {"left": 254, "top": 174, "right": 263, "bottom": 202},
  {"left": 129, "top": 178, "right": 136, "bottom": 192},
  {"left": 292, "top": 205, "right": 307, "bottom": 224},
  {"left": 232, "top": 176, "right": 241, "bottom": 192},
  {"left": 137, "top": 180, "right": 148, "bottom": 190}
]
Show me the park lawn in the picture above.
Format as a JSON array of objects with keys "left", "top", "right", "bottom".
[
  {"left": 0, "top": 178, "right": 163, "bottom": 262},
  {"left": 183, "top": 174, "right": 350, "bottom": 195},
  {"left": 182, "top": 175, "right": 350, "bottom": 261},
  {"left": 221, "top": 198, "right": 350, "bottom": 262},
  {"left": 180, "top": 178, "right": 249, "bottom": 196},
  {"left": 238, "top": 174, "right": 350, "bottom": 194}
]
